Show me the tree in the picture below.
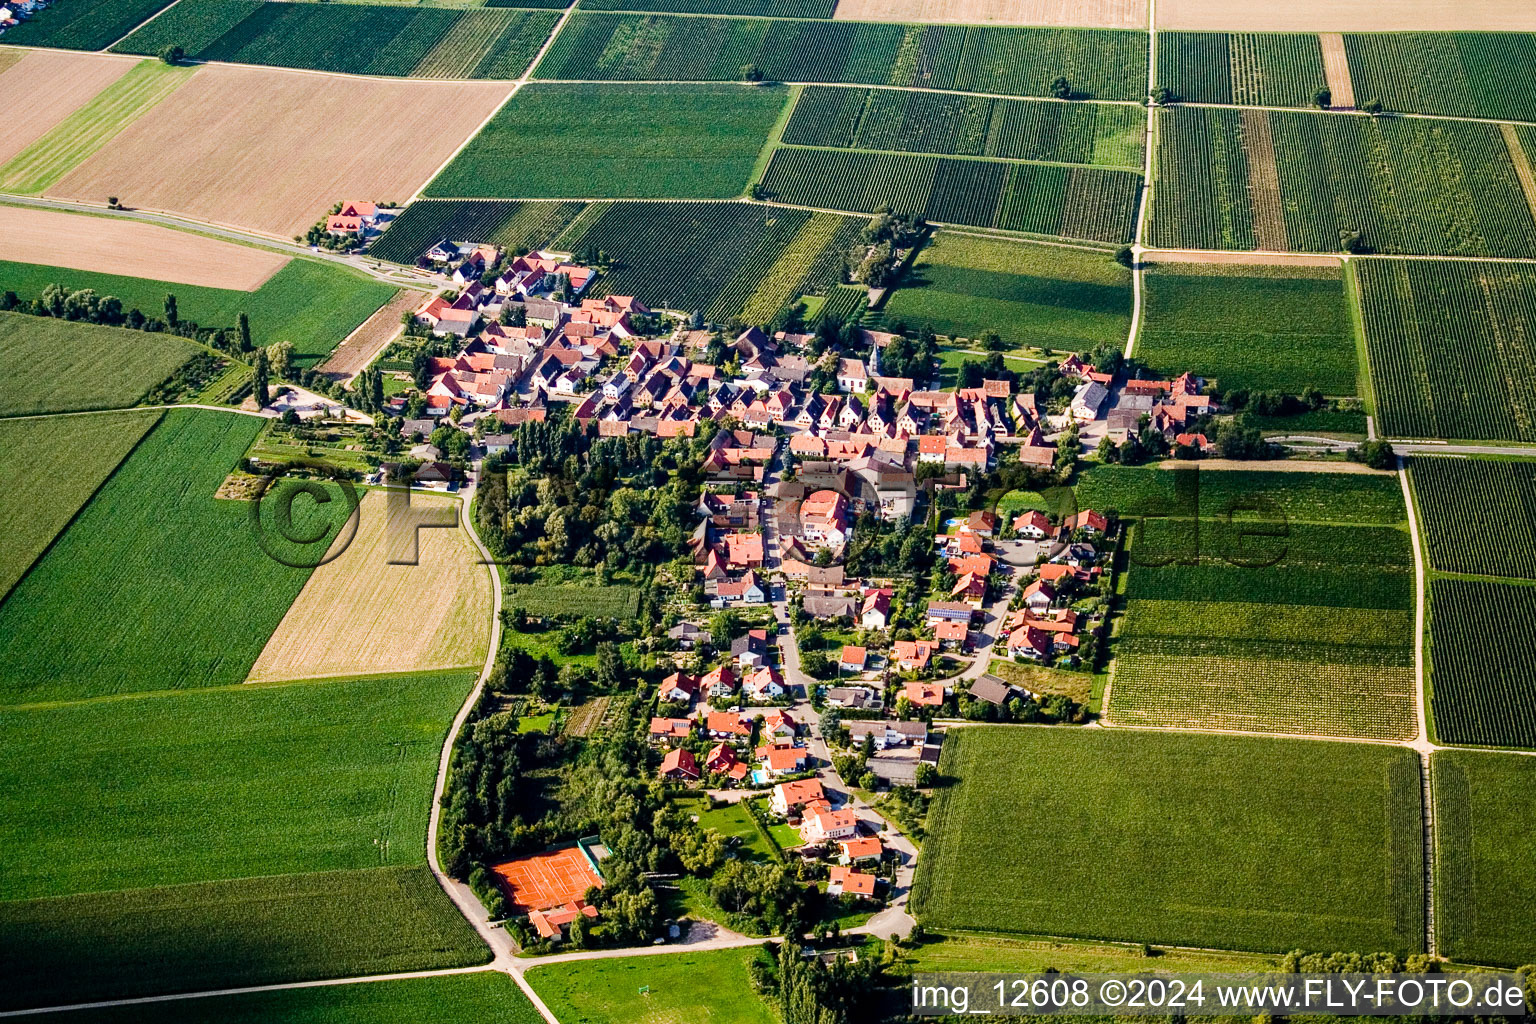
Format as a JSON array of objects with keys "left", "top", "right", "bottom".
[
  {"left": 1114, "top": 245, "right": 1135, "bottom": 268},
  {"left": 163, "top": 293, "right": 178, "bottom": 329},
  {"left": 1050, "top": 76, "right": 1072, "bottom": 100},
  {"left": 1150, "top": 86, "right": 1176, "bottom": 105},
  {"left": 253, "top": 348, "right": 271, "bottom": 408},
  {"left": 1362, "top": 99, "right": 1384, "bottom": 115},
  {"left": 1313, "top": 86, "right": 1332, "bottom": 108},
  {"left": 157, "top": 44, "right": 184, "bottom": 65},
  {"left": 369, "top": 368, "right": 385, "bottom": 412},
  {"left": 266, "top": 341, "right": 294, "bottom": 379},
  {"left": 237, "top": 311, "right": 252, "bottom": 353},
  {"left": 1339, "top": 228, "right": 1369, "bottom": 254},
  {"left": 710, "top": 609, "right": 741, "bottom": 652},
  {"left": 914, "top": 762, "right": 937, "bottom": 787},
  {"left": 741, "top": 63, "right": 763, "bottom": 83},
  {"left": 1350, "top": 440, "right": 1396, "bottom": 471}
]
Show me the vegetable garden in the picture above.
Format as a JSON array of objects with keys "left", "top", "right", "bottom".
[{"left": 1429, "top": 579, "right": 1536, "bottom": 749}]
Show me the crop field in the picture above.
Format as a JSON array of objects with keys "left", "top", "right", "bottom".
[
  {"left": 0, "top": 60, "right": 191, "bottom": 194},
  {"left": 1158, "top": 0, "right": 1536, "bottom": 31},
  {"left": 0, "top": 411, "right": 330, "bottom": 704},
  {"left": 1135, "top": 263, "right": 1356, "bottom": 394},
  {"left": 2, "top": 865, "right": 486, "bottom": 1011},
  {"left": 1148, "top": 107, "right": 1536, "bottom": 258},
  {"left": 1074, "top": 464, "right": 1407, "bottom": 523},
  {"left": 833, "top": 0, "right": 1147, "bottom": 27},
  {"left": 1433, "top": 751, "right": 1536, "bottom": 966},
  {"left": 912, "top": 728, "right": 1425, "bottom": 954},
  {"left": 0, "top": 311, "right": 197, "bottom": 417},
  {"left": 1156, "top": 32, "right": 1327, "bottom": 108},
  {"left": 1411, "top": 457, "right": 1536, "bottom": 580},
  {"left": 426, "top": 84, "right": 789, "bottom": 199},
  {"left": 1343, "top": 33, "right": 1536, "bottom": 122},
  {"left": 370, "top": 200, "right": 584, "bottom": 265},
  {"left": 504, "top": 581, "right": 640, "bottom": 620},
  {"left": 879, "top": 231, "right": 1130, "bottom": 350},
  {"left": 582, "top": 0, "right": 835, "bottom": 12},
  {"left": 1429, "top": 580, "right": 1536, "bottom": 749},
  {"left": 0, "top": 411, "right": 160, "bottom": 600},
  {"left": 1356, "top": 259, "right": 1536, "bottom": 442},
  {"left": 0, "top": 51, "right": 137, "bottom": 168},
  {"left": 534, "top": 14, "right": 1147, "bottom": 101},
  {"left": 527, "top": 949, "right": 778, "bottom": 1024},
  {"left": 760, "top": 147, "right": 1141, "bottom": 242},
  {"left": 48, "top": 65, "right": 514, "bottom": 238},
  {"left": 557, "top": 201, "right": 864, "bottom": 322},
  {"left": 117, "top": 2, "right": 560, "bottom": 79},
  {"left": 248, "top": 491, "right": 492, "bottom": 682},
  {"left": 35, "top": 973, "right": 543, "bottom": 1024},
  {"left": 781, "top": 86, "right": 1145, "bottom": 167},
  {"left": 0, "top": 0, "right": 177, "bottom": 49}
]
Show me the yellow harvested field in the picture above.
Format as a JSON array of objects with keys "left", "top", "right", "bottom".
[
  {"left": 835, "top": 0, "right": 1145, "bottom": 27},
  {"left": 247, "top": 489, "right": 493, "bottom": 683},
  {"left": 1142, "top": 249, "right": 1342, "bottom": 268},
  {"left": 319, "top": 288, "right": 423, "bottom": 380},
  {"left": 1156, "top": 0, "right": 1536, "bottom": 31},
  {"left": 0, "top": 51, "right": 136, "bottom": 167},
  {"left": 49, "top": 66, "right": 514, "bottom": 239},
  {"left": 0, "top": 205, "right": 289, "bottom": 290}
]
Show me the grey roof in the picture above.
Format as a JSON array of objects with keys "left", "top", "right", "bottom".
[
  {"left": 968, "top": 675, "right": 1013, "bottom": 706},
  {"left": 802, "top": 595, "right": 858, "bottom": 619}
]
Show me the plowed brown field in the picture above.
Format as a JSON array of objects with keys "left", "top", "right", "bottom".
[
  {"left": 48, "top": 66, "right": 513, "bottom": 239},
  {"left": 0, "top": 51, "right": 135, "bottom": 167},
  {"left": 834, "top": 0, "right": 1145, "bottom": 27},
  {"left": 1157, "top": 0, "right": 1536, "bottom": 30}
]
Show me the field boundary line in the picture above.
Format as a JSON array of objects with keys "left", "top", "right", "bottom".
[
  {"left": 1498, "top": 123, "right": 1536, "bottom": 225},
  {"left": 770, "top": 141, "right": 1142, "bottom": 173},
  {"left": 99, "top": 0, "right": 188, "bottom": 53},
  {"left": 1173, "top": 99, "right": 1536, "bottom": 130}
]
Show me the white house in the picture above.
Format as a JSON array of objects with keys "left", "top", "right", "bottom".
[{"left": 1070, "top": 381, "right": 1109, "bottom": 422}]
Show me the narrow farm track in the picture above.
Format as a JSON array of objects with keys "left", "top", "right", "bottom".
[{"left": 1125, "top": 0, "right": 1156, "bottom": 359}]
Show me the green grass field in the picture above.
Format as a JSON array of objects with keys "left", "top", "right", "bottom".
[
  {"left": 0, "top": 310, "right": 198, "bottom": 416},
  {"left": 880, "top": 232, "right": 1130, "bottom": 352},
  {"left": 911, "top": 728, "right": 1425, "bottom": 954},
  {"left": 905, "top": 932, "right": 1280, "bottom": 974},
  {"left": 691, "top": 798, "right": 778, "bottom": 861},
  {"left": 0, "top": 410, "right": 324, "bottom": 704},
  {"left": 426, "top": 84, "right": 789, "bottom": 199},
  {"left": 1136, "top": 263, "right": 1357, "bottom": 395},
  {"left": 504, "top": 581, "right": 641, "bottom": 620},
  {"left": 1433, "top": 750, "right": 1536, "bottom": 967},
  {"left": 39, "top": 972, "right": 540, "bottom": 1024},
  {"left": 526, "top": 949, "right": 778, "bottom": 1024},
  {"left": 0, "top": 60, "right": 191, "bottom": 193},
  {"left": 0, "top": 409, "right": 160, "bottom": 599},
  {"left": 0, "top": 257, "right": 398, "bottom": 367}
]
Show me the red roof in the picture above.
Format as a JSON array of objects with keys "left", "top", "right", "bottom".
[
  {"left": 840, "top": 836, "right": 883, "bottom": 861},
  {"left": 706, "top": 711, "right": 750, "bottom": 736},
  {"left": 840, "top": 645, "right": 867, "bottom": 667},
  {"left": 660, "top": 748, "right": 699, "bottom": 779},
  {"left": 934, "top": 619, "right": 969, "bottom": 642},
  {"left": 829, "top": 866, "right": 879, "bottom": 896}
]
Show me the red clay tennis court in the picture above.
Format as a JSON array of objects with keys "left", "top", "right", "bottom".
[{"left": 491, "top": 845, "right": 603, "bottom": 912}]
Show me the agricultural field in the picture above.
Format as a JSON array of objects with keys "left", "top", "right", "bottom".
[
  {"left": 760, "top": 147, "right": 1141, "bottom": 242},
  {"left": 247, "top": 490, "right": 492, "bottom": 682},
  {"left": 534, "top": 14, "right": 1148, "bottom": 101},
  {"left": 1074, "top": 463, "right": 1407, "bottom": 522},
  {"left": 1411, "top": 457, "right": 1536, "bottom": 580},
  {"left": 0, "top": 311, "right": 198, "bottom": 416},
  {"left": 1343, "top": 33, "right": 1536, "bottom": 122},
  {"left": 526, "top": 949, "right": 778, "bottom": 1024},
  {"left": 1432, "top": 751, "right": 1536, "bottom": 966},
  {"left": 425, "top": 84, "right": 790, "bottom": 199},
  {"left": 1147, "top": 106, "right": 1536, "bottom": 258},
  {"left": 1428, "top": 580, "right": 1536, "bottom": 749},
  {"left": 0, "top": 410, "right": 326, "bottom": 704},
  {"left": 370, "top": 200, "right": 585, "bottom": 266},
  {"left": 832, "top": 0, "right": 1147, "bottom": 28},
  {"left": 582, "top": 0, "right": 835, "bottom": 12},
  {"left": 1156, "top": 31, "right": 1327, "bottom": 107},
  {"left": 504, "top": 581, "right": 641, "bottom": 620},
  {"left": 1356, "top": 259, "right": 1536, "bottom": 442},
  {"left": 0, "top": 410, "right": 160, "bottom": 600},
  {"left": 47, "top": 65, "right": 514, "bottom": 238},
  {"left": 911, "top": 728, "right": 1425, "bottom": 954},
  {"left": 37, "top": 973, "right": 543, "bottom": 1024},
  {"left": 556, "top": 201, "right": 865, "bottom": 322},
  {"left": 879, "top": 231, "right": 1131, "bottom": 351},
  {"left": 0, "top": 0, "right": 177, "bottom": 49},
  {"left": 318, "top": 290, "right": 424, "bottom": 378},
  {"left": 117, "top": 2, "right": 560, "bottom": 79},
  {"left": 0, "top": 59, "right": 191, "bottom": 194},
  {"left": 0, "top": 51, "right": 136, "bottom": 167},
  {"left": 781, "top": 86, "right": 1145, "bottom": 167},
  {"left": 1135, "top": 262, "right": 1357, "bottom": 394},
  {"left": 0, "top": 205, "right": 289, "bottom": 290},
  {"left": 1157, "top": 0, "right": 1536, "bottom": 31}
]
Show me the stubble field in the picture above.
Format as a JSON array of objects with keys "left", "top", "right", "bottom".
[
  {"left": 834, "top": 0, "right": 1145, "bottom": 26},
  {"left": 0, "top": 51, "right": 134, "bottom": 166},
  {"left": 1155, "top": 0, "right": 1536, "bottom": 31}
]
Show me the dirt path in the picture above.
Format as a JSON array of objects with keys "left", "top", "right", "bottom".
[
  {"left": 1499, "top": 124, "right": 1536, "bottom": 226},
  {"left": 1318, "top": 34, "right": 1355, "bottom": 109},
  {"left": 1241, "top": 108, "right": 1288, "bottom": 252},
  {"left": 318, "top": 289, "right": 422, "bottom": 381}
]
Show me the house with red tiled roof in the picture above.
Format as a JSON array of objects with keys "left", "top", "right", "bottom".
[
  {"left": 861, "top": 591, "right": 890, "bottom": 629},
  {"left": 704, "top": 742, "right": 739, "bottom": 774},
  {"left": 1013, "top": 510, "right": 1052, "bottom": 539},
  {"left": 827, "top": 865, "right": 879, "bottom": 897},
  {"left": 933, "top": 618, "right": 969, "bottom": 648},
  {"left": 648, "top": 717, "right": 692, "bottom": 744},
  {"left": 902, "top": 681, "right": 945, "bottom": 707},
  {"left": 757, "top": 743, "right": 808, "bottom": 776},
  {"left": 892, "top": 639, "right": 937, "bottom": 672},
  {"left": 838, "top": 836, "right": 883, "bottom": 864},
  {"left": 703, "top": 666, "right": 738, "bottom": 700},
  {"left": 659, "top": 672, "right": 698, "bottom": 705},
  {"left": 528, "top": 901, "right": 598, "bottom": 941},
  {"left": 1062, "top": 510, "right": 1108, "bottom": 536},
  {"left": 839, "top": 645, "right": 867, "bottom": 673},
  {"left": 771, "top": 778, "right": 825, "bottom": 816},
  {"left": 801, "top": 801, "right": 859, "bottom": 843},
  {"left": 1021, "top": 579, "right": 1055, "bottom": 612},
  {"left": 660, "top": 747, "right": 699, "bottom": 781}
]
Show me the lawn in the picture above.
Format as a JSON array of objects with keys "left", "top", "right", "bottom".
[
  {"left": 880, "top": 232, "right": 1131, "bottom": 353},
  {"left": 691, "top": 798, "right": 779, "bottom": 861},
  {"left": 0, "top": 258, "right": 397, "bottom": 367},
  {"left": 910, "top": 728, "right": 1425, "bottom": 954},
  {"left": 0, "top": 310, "right": 198, "bottom": 416},
  {"left": 426, "top": 83, "right": 790, "bottom": 199},
  {"left": 1136, "top": 264, "right": 1357, "bottom": 395},
  {"left": 526, "top": 948, "right": 778, "bottom": 1024},
  {"left": 2, "top": 865, "right": 488, "bottom": 1011},
  {"left": 1433, "top": 750, "right": 1536, "bottom": 967},
  {"left": 38, "top": 972, "right": 540, "bottom": 1024},
  {"left": 905, "top": 932, "right": 1280, "bottom": 974},
  {"left": 0, "top": 410, "right": 324, "bottom": 703},
  {"left": 0, "top": 409, "right": 160, "bottom": 599},
  {"left": 505, "top": 581, "right": 641, "bottom": 620},
  {"left": 985, "top": 658, "right": 1091, "bottom": 705}
]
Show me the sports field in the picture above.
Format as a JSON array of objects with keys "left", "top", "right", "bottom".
[
  {"left": 526, "top": 949, "right": 778, "bottom": 1024},
  {"left": 0, "top": 311, "right": 198, "bottom": 416},
  {"left": 491, "top": 845, "right": 604, "bottom": 912},
  {"left": 1433, "top": 750, "right": 1536, "bottom": 966},
  {"left": 427, "top": 84, "right": 789, "bottom": 200},
  {"left": 0, "top": 51, "right": 135, "bottom": 167},
  {"left": 0, "top": 59, "right": 191, "bottom": 194},
  {"left": 0, "top": 410, "right": 160, "bottom": 599},
  {"left": 911, "top": 728, "right": 1425, "bottom": 954},
  {"left": 31, "top": 973, "right": 542, "bottom": 1024},
  {"left": 248, "top": 490, "right": 492, "bottom": 683},
  {"left": 0, "top": 410, "right": 322, "bottom": 704},
  {"left": 47, "top": 65, "right": 514, "bottom": 238},
  {"left": 1136, "top": 263, "right": 1357, "bottom": 395},
  {"left": 879, "top": 232, "right": 1130, "bottom": 351}
]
